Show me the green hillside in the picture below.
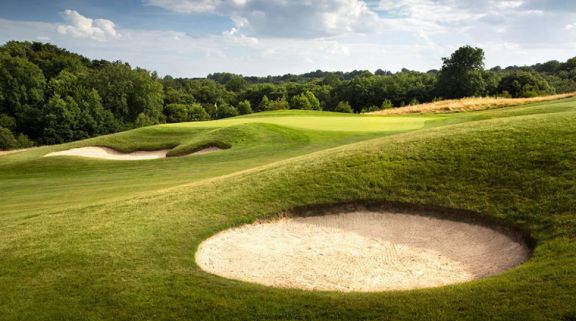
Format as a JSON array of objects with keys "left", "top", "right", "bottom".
[{"left": 1, "top": 97, "right": 575, "bottom": 320}]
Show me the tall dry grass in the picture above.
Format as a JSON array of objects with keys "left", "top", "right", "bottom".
[{"left": 368, "top": 92, "right": 576, "bottom": 115}]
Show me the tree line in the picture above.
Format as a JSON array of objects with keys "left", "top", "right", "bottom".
[{"left": 1, "top": 41, "right": 575, "bottom": 149}]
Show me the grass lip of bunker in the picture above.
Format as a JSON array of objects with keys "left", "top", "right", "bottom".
[
  {"left": 195, "top": 202, "right": 533, "bottom": 292},
  {"left": 43, "top": 145, "right": 224, "bottom": 160}
]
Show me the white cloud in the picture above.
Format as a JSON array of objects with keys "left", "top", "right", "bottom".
[
  {"left": 2, "top": 1, "right": 576, "bottom": 78},
  {"left": 57, "top": 10, "right": 120, "bottom": 42},
  {"left": 144, "top": 0, "right": 221, "bottom": 13},
  {"left": 496, "top": 0, "right": 524, "bottom": 9},
  {"left": 144, "top": 0, "right": 381, "bottom": 38},
  {"left": 222, "top": 27, "right": 259, "bottom": 45}
]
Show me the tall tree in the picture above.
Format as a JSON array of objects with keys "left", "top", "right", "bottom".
[
  {"left": 436, "top": 45, "right": 486, "bottom": 98},
  {"left": 89, "top": 62, "right": 164, "bottom": 126}
]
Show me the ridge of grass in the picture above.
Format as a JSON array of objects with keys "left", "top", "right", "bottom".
[{"left": 369, "top": 92, "right": 576, "bottom": 115}]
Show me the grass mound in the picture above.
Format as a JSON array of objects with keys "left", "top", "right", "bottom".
[{"left": 166, "top": 123, "right": 306, "bottom": 157}]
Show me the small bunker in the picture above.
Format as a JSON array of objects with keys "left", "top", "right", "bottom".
[{"left": 44, "top": 146, "right": 222, "bottom": 160}]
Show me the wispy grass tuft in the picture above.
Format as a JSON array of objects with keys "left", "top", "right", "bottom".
[{"left": 369, "top": 92, "right": 576, "bottom": 115}]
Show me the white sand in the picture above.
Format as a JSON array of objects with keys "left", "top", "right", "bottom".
[
  {"left": 196, "top": 211, "right": 529, "bottom": 292},
  {"left": 44, "top": 146, "right": 169, "bottom": 160},
  {"left": 43, "top": 146, "right": 222, "bottom": 160}
]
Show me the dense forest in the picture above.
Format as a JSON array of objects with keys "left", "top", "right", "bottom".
[{"left": 1, "top": 41, "right": 575, "bottom": 150}]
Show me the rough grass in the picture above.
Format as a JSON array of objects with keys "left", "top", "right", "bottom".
[
  {"left": 369, "top": 92, "right": 576, "bottom": 115},
  {"left": 1, "top": 100, "right": 576, "bottom": 320}
]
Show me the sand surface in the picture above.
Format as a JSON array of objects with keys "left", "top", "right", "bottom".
[
  {"left": 44, "top": 146, "right": 222, "bottom": 160},
  {"left": 44, "top": 146, "right": 169, "bottom": 160},
  {"left": 196, "top": 211, "right": 529, "bottom": 292}
]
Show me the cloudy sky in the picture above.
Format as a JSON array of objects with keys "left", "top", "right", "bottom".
[{"left": 1, "top": 0, "right": 575, "bottom": 77}]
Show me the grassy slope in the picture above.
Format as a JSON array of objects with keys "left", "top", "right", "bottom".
[
  {"left": 0, "top": 99, "right": 575, "bottom": 320},
  {"left": 0, "top": 112, "right": 439, "bottom": 220},
  {"left": 369, "top": 92, "right": 576, "bottom": 115}
]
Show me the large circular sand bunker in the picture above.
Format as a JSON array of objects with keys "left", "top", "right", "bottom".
[{"left": 196, "top": 211, "right": 530, "bottom": 292}]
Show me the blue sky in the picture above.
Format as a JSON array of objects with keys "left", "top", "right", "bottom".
[{"left": 1, "top": 0, "right": 575, "bottom": 77}]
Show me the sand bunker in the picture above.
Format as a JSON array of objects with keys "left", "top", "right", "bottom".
[
  {"left": 44, "top": 146, "right": 169, "bottom": 160},
  {"left": 196, "top": 211, "right": 530, "bottom": 292},
  {"left": 44, "top": 146, "right": 221, "bottom": 160}
]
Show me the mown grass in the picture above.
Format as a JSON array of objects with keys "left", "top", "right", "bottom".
[{"left": 1, "top": 99, "right": 576, "bottom": 320}]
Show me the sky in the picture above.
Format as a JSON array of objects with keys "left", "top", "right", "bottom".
[{"left": 0, "top": 0, "right": 575, "bottom": 77}]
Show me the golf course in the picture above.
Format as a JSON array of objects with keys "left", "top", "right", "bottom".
[{"left": 1, "top": 96, "right": 575, "bottom": 320}]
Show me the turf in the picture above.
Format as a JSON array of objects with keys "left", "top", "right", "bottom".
[{"left": 1, "top": 99, "right": 575, "bottom": 320}]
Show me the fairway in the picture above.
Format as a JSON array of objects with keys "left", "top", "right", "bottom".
[{"left": 1, "top": 98, "right": 576, "bottom": 320}]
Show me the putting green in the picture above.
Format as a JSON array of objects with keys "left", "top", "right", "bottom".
[{"left": 162, "top": 112, "right": 439, "bottom": 132}]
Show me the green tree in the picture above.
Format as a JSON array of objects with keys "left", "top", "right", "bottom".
[
  {"left": 237, "top": 100, "right": 252, "bottom": 115},
  {"left": 188, "top": 103, "right": 210, "bottom": 121},
  {"left": 0, "top": 114, "right": 16, "bottom": 130},
  {"left": 258, "top": 95, "right": 270, "bottom": 111},
  {"left": 266, "top": 97, "right": 289, "bottom": 111},
  {"left": 0, "top": 127, "right": 18, "bottom": 149},
  {"left": 135, "top": 113, "right": 154, "bottom": 127},
  {"left": 0, "top": 53, "right": 46, "bottom": 118},
  {"left": 303, "top": 91, "right": 321, "bottom": 110},
  {"left": 498, "top": 70, "right": 554, "bottom": 98},
  {"left": 334, "top": 101, "right": 353, "bottom": 113},
  {"left": 164, "top": 87, "right": 195, "bottom": 105},
  {"left": 290, "top": 94, "right": 312, "bottom": 110},
  {"left": 216, "top": 104, "right": 239, "bottom": 119},
  {"left": 41, "top": 95, "right": 80, "bottom": 144},
  {"left": 436, "top": 45, "right": 486, "bottom": 98},
  {"left": 165, "top": 103, "right": 209, "bottom": 122},
  {"left": 381, "top": 99, "right": 393, "bottom": 109},
  {"left": 89, "top": 63, "right": 164, "bottom": 126},
  {"left": 165, "top": 103, "right": 189, "bottom": 123}
]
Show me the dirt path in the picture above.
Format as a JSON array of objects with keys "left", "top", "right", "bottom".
[{"left": 196, "top": 211, "right": 529, "bottom": 292}]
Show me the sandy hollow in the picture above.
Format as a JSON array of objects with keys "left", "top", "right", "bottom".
[
  {"left": 43, "top": 146, "right": 221, "bottom": 160},
  {"left": 195, "top": 211, "right": 530, "bottom": 292}
]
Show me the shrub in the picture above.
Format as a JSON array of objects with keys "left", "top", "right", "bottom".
[
  {"left": 16, "top": 134, "right": 33, "bottom": 148},
  {"left": 335, "top": 101, "right": 353, "bottom": 113},
  {"left": 361, "top": 105, "right": 381, "bottom": 113},
  {"left": 165, "top": 103, "right": 210, "bottom": 123},
  {"left": 237, "top": 100, "right": 252, "bottom": 115},
  {"left": 216, "top": 104, "right": 239, "bottom": 119},
  {"left": 266, "top": 98, "right": 289, "bottom": 111},
  {"left": 381, "top": 99, "right": 394, "bottom": 109},
  {"left": 0, "top": 127, "right": 18, "bottom": 150},
  {"left": 165, "top": 104, "right": 189, "bottom": 123},
  {"left": 188, "top": 103, "right": 210, "bottom": 121},
  {"left": 135, "top": 113, "right": 155, "bottom": 128}
]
